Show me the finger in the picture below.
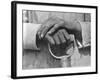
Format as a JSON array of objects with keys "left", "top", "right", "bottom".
[
  {"left": 40, "top": 18, "right": 57, "bottom": 38},
  {"left": 53, "top": 33, "right": 60, "bottom": 45},
  {"left": 58, "top": 30, "right": 66, "bottom": 43},
  {"left": 48, "top": 22, "right": 64, "bottom": 34},
  {"left": 62, "top": 29, "right": 70, "bottom": 40},
  {"left": 37, "top": 24, "right": 46, "bottom": 39},
  {"left": 40, "top": 23, "right": 55, "bottom": 39},
  {"left": 45, "top": 34, "right": 55, "bottom": 45}
]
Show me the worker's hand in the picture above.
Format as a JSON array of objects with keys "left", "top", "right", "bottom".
[
  {"left": 37, "top": 17, "right": 82, "bottom": 44},
  {"left": 45, "top": 29, "right": 71, "bottom": 45}
]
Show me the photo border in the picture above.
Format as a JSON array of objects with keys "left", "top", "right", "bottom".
[{"left": 11, "top": 1, "right": 98, "bottom": 79}]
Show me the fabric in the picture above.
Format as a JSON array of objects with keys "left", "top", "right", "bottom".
[{"left": 23, "top": 23, "right": 41, "bottom": 50}]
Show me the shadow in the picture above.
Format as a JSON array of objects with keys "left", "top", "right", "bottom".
[{"left": 79, "top": 46, "right": 91, "bottom": 56}]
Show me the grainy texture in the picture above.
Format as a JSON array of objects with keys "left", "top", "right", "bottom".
[
  {"left": 23, "top": 44, "right": 61, "bottom": 69},
  {"left": 22, "top": 10, "right": 91, "bottom": 69},
  {"left": 22, "top": 46, "right": 91, "bottom": 69}
]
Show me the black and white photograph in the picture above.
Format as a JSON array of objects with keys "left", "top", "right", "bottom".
[
  {"left": 11, "top": 1, "right": 97, "bottom": 79},
  {"left": 22, "top": 10, "right": 91, "bottom": 69}
]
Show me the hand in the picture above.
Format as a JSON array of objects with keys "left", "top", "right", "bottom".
[
  {"left": 45, "top": 29, "right": 71, "bottom": 45},
  {"left": 45, "top": 29, "right": 74, "bottom": 59},
  {"left": 37, "top": 17, "right": 82, "bottom": 44}
]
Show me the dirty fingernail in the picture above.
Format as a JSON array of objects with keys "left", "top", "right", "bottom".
[
  {"left": 41, "top": 34, "right": 43, "bottom": 38},
  {"left": 48, "top": 31, "right": 51, "bottom": 34}
]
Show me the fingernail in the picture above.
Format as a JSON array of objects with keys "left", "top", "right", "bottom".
[
  {"left": 48, "top": 31, "right": 51, "bottom": 34},
  {"left": 41, "top": 34, "right": 43, "bottom": 38}
]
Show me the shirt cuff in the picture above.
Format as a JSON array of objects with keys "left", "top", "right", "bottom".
[
  {"left": 23, "top": 23, "right": 41, "bottom": 50},
  {"left": 77, "top": 21, "right": 91, "bottom": 48}
]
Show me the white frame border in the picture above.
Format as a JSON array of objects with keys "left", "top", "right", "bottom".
[{"left": 16, "top": 3, "right": 96, "bottom": 77}]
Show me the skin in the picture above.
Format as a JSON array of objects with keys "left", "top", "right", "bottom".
[
  {"left": 37, "top": 17, "right": 82, "bottom": 45},
  {"left": 36, "top": 17, "right": 84, "bottom": 67},
  {"left": 45, "top": 29, "right": 71, "bottom": 45}
]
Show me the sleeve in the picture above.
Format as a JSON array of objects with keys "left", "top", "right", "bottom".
[
  {"left": 77, "top": 21, "right": 91, "bottom": 48},
  {"left": 23, "top": 23, "right": 41, "bottom": 50}
]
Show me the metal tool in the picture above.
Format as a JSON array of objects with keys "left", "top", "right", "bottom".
[{"left": 48, "top": 35, "right": 75, "bottom": 67}]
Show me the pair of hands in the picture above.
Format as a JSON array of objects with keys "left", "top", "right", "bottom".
[{"left": 37, "top": 17, "right": 82, "bottom": 45}]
